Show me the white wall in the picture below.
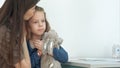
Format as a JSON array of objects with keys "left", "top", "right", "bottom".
[
  {"left": 0, "top": 0, "right": 4, "bottom": 8},
  {"left": 0, "top": 0, "right": 120, "bottom": 59},
  {"left": 37, "top": 0, "right": 120, "bottom": 59}
]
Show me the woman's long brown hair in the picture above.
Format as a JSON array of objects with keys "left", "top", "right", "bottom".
[{"left": 0, "top": 0, "right": 40, "bottom": 67}]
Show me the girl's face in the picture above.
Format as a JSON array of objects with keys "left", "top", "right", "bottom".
[
  {"left": 29, "top": 11, "right": 46, "bottom": 36},
  {"left": 24, "top": 6, "right": 36, "bottom": 21}
]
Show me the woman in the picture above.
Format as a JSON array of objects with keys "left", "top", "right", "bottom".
[{"left": 0, "top": 0, "right": 40, "bottom": 68}]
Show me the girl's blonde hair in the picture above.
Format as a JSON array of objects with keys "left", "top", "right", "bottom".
[{"left": 26, "top": 6, "right": 51, "bottom": 40}]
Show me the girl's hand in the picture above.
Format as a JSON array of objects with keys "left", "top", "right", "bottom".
[
  {"left": 37, "top": 50, "right": 42, "bottom": 56},
  {"left": 32, "top": 40, "right": 43, "bottom": 56},
  {"left": 33, "top": 40, "right": 43, "bottom": 50}
]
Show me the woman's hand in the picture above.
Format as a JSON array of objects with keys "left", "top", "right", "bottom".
[{"left": 32, "top": 40, "right": 43, "bottom": 56}]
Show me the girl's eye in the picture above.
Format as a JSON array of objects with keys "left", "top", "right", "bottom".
[{"left": 33, "top": 21, "right": 38, "bottom": 23}]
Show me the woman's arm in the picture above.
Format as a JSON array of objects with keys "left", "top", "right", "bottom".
[{"left": 53, "top": 46, "right": 68, "bottom": 63}]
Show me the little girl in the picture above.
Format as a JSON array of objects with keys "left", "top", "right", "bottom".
[{"left": 25, "top": 6, "right": 68, "bottom": 68}]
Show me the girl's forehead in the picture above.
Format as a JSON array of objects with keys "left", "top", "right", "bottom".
[
  {"left": 29, "top": 11, "right": 45, "bottom": 22},
  {"left": 33, "top": 11, "right": 44, "bottom": 18}
]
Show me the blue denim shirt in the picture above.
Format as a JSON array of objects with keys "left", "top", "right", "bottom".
[{"left": 27, "top": 41, "right": 68, "bottom": 68}]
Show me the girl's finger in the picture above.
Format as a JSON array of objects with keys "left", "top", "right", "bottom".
[{"left": 37, "top": 50, "right": 42, "bottom": 56}]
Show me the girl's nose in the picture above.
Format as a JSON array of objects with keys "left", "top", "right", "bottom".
[{"left": 38, "top": 22, "right": 42, "bottom": 26}]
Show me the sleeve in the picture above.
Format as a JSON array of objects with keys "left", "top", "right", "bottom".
[{"left": 53, "top": 46, "right": 68, "bottom": 63}]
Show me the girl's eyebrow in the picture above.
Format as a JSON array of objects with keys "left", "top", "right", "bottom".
[
  {"left": 31, "top": 19, "right": 39, "bottom": 23},
  {"left": 31, "top": 19, "right": 37, "bottom": 22}
]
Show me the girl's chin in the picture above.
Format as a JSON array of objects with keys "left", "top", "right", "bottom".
[
  {"left": 33, "top": 32, "right": 44, "bottom": 36},
  {"left": 36, "top": 33, "right": 44, "bottom": 36}
]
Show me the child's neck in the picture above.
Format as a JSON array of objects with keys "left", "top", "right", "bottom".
[
  {"left": 31, "top": 35, "right": 42, "bottom": 40},
  {"left": 29, "top": 35, "right": 42, "bottom": 49}
]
